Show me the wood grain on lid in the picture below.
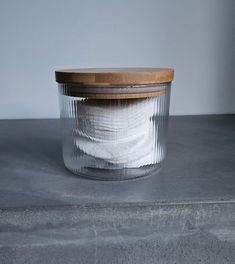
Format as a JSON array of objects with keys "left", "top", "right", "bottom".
[{"left": 55, "top": 68, "right": 174, "bottom": 86}]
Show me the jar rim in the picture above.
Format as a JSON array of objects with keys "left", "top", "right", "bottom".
[{"left": 58, "top": 82, "right": 171, "bottom": 99}]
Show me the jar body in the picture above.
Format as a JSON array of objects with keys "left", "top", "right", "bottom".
[{"left": 58, "top": 83, "right": 171, "bottom": 180}]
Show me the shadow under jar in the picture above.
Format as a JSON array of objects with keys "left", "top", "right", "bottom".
[{"left": 55, "top": 68, "right": 174, "bottom": 180}]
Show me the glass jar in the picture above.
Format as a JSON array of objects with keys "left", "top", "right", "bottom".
[{"left": 55, "top": 68, "right": 174, "bottom": 180}]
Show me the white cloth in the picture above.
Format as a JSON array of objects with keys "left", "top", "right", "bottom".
[{"left": 74, "top": 97, "right": 163, "bottom": 168}]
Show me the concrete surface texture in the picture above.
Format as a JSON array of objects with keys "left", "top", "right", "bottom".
[{"left": 0, "top": 115, "right": 234, "bottom": 263}]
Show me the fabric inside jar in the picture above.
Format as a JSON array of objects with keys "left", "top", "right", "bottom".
[{"left": 74, "top": 97, "right": 165, "bottom": 168}]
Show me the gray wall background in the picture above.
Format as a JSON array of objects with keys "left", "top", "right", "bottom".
[{"left": 0, "top": 0, "right": 234, "bottom": 119}]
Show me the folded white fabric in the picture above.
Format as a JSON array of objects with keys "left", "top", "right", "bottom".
[{"left": 74, "top": 97, "right": 163, "bottom": 168}]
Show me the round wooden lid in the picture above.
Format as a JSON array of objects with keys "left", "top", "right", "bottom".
[{"left": 55, "top": 68, "right": 174, "bottom": 86}]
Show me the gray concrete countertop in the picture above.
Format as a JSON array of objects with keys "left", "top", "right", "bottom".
[{"left": 0, "top": 115, "right": 235, "bottom": 263}]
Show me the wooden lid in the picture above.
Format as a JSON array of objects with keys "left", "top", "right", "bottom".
[{"left": 55, "top": 68, "right": 174, "bottom": 86}]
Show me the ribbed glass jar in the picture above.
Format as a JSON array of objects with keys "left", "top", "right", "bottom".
[{"left": 55, "top": 68, "right": 174, "bottom": 180}]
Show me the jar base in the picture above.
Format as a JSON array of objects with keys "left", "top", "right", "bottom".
[{"left": 64, "top": 163, "right": 163, "bottom": 181}]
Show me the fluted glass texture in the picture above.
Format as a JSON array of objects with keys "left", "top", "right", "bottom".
[{"left": 58, "top": 83, "right": 171, "bottom": 180}]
